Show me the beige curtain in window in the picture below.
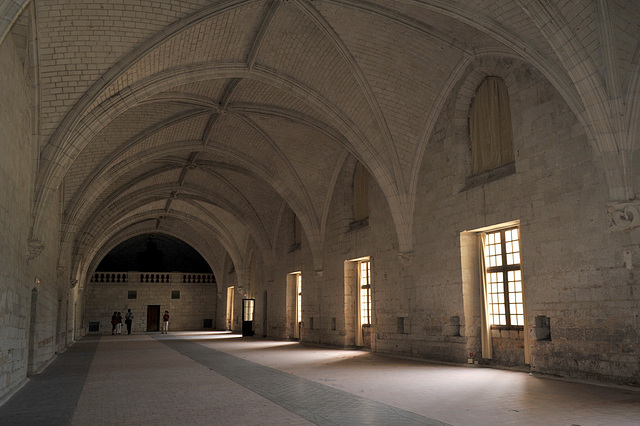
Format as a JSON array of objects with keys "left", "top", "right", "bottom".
[
  {"left": 353, "top": 162, "right": 369, "bottom": 221},
  {"left": 470, "top": 76, "right": 514, "bottom": 175},
  {"left": 478, "top": 233, "right": 493, "bottom": 359},
  {"left": 294, "top": 216, "right": 302, "bottom": 245}
]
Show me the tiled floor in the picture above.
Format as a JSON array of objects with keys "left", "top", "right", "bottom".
[{"left": 1, "top": 331, "right": 639, "bottom": 425}]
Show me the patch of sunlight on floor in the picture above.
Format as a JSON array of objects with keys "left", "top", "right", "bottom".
[{"left": 168, "top": 331, "right": 243, "bottom": 340}]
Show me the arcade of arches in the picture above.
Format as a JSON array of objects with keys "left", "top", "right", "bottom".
[{"left": 1, "top": 0, "right": 639, "bottom": 401}]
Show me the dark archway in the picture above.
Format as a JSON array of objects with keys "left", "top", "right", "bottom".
[{"left": 96, "top": 234, "right": 213, "bottom": 274}]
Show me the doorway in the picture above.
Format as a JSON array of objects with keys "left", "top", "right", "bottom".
[
  {"left": 226, "top": 286, "right": 234, "bottom": 330},
  {"left": 294, "top": 273, "right": 302, "bottom": 339},
  {"left": 242, "top": 298, "right": 255, "bottom": 336},
  {"left": 460, "top": 222, "right": 529, "bottom": 366},
  {"left": 286, "top": 272, "right": 302, "bottom": 339},
  {"left": 147, "top": 305, "right": 160, "bottom": 331}
]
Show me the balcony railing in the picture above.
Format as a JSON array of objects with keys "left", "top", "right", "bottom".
[{"left": 90, "top": 272, "right": 216, "bottom": 284}]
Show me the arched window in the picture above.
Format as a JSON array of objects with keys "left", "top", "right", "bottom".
[
  {"left": 353, "top": 162, "right": 369, "bottom": 223},
  {"left": 293, "top": 215, "right": 302, "bottom": 246},
  {"left": 289, "top": 213, "right": 302, "bottom": 252},
  {"left": 469, "top": 76, "right": 514, "bottom": 175}
]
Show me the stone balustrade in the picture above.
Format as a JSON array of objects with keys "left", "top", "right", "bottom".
[{"left": 90, "top": 272, "right": 216, "bottom": 284}]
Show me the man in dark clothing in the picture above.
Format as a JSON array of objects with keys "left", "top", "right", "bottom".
[
  {"left": 125, "top": 309, "right": 134, "bottom": 335},
  {"left": 111, "top": 311, "right": 117, "bottom": 335}
]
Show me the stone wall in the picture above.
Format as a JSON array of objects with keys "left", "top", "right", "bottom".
[
  {"left": 84, "top": 273, "right": 217, "bottom": 334},
  {"left": 238, "top": 57, "right": 639, "bottom": 386},
  {"left": 0, "top": 27, "right": 75, "bottom": 401},
  {"left": 0, "top": 30, "right": 32, "bottom": 399}
]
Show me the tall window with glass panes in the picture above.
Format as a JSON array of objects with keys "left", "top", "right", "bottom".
[
  {"left": 484, "top": 228, "right": 523, "bottom": 328},
  {"left": 359, "top": 260, "right": 371, "bottom": 326}
]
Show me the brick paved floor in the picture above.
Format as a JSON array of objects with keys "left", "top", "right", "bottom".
[{"left": 1, "top": 331, "right": 639, "bottom": 425}]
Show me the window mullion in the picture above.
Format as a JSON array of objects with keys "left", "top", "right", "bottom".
[
  {"left": 500, "top": 230, "right": 511, "bottom": 327},
  {"left": 502, "top": 269, "right": 511, "bottom": 327}
]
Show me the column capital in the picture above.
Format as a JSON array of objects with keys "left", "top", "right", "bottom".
[
  {"left": 398, "top": 252, "right": 414, "bottom": 266},
  {"left": 606, "top": 201, "right": 640, "bottom": 232}
]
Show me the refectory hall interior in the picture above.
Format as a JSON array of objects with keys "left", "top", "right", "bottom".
[{"left": 1, "top": 1, "right": 639, "bottom": 422}]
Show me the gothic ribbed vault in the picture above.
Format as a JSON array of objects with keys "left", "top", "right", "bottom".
[{"left": 2, "top": 0, "right": 638, "bottom": 290}]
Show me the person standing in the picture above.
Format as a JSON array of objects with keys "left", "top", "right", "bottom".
[
  {"left": 124, "top": 309, "right": 134, "bottom": 335},
  {"left": 161, "top": 310, "right": 170, "bottom": 334},
  {"left": 116, "top": 312, "right": 123, "bottom": 334},
  {"left": 111, "top": 311, "right": 117, "bottom": 335}
]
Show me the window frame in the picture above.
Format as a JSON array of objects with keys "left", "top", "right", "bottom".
[
  {"left": 296, "top": 273, "right": 302, "bottom": 325},
  {"left": 484, "top": 227, "right": 523, "bottom": 330},
  {"left": 359, "top": 259, "right": 371, "bottom": 327}
]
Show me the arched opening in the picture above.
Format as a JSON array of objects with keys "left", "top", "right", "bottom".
[
  {"left": 85, "top": 234, "right": 217, "bottom": 334},
  {"left": 96, "top": 233, "right": 212, "bottom": 273}
]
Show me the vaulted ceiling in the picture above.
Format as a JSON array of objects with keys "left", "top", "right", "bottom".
[{"left": 3, "top": 0, "right": 639, "bottom": 280}]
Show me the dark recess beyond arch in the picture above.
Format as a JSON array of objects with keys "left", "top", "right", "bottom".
[{"left": 96, "top": 234, "right": 213, "bottom": 273}]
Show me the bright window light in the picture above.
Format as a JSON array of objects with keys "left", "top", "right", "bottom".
[
  {"left": 359, "top": 260, "right": 371, "bottom": 326},
  {"left": 296, "top": 273, "right": 302, "bottom": 324},
  {"left": 484, "top": 227, "right": 523, "bottom": 328}
]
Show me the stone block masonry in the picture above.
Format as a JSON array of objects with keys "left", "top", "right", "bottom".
[{"left": 85, "top": 273, "right": 217, "bottom": 334}]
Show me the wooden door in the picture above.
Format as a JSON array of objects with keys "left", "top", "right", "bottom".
[{"left": 147, "top": 305, "right": 160, "bottom": 331}]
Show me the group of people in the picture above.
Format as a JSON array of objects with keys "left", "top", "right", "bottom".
[
  {"left": 110, "top": 309, "right": 170, "bottom": 334},
  {"left": 111, "top": 309, "right": 135, "bottom": 335}
]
